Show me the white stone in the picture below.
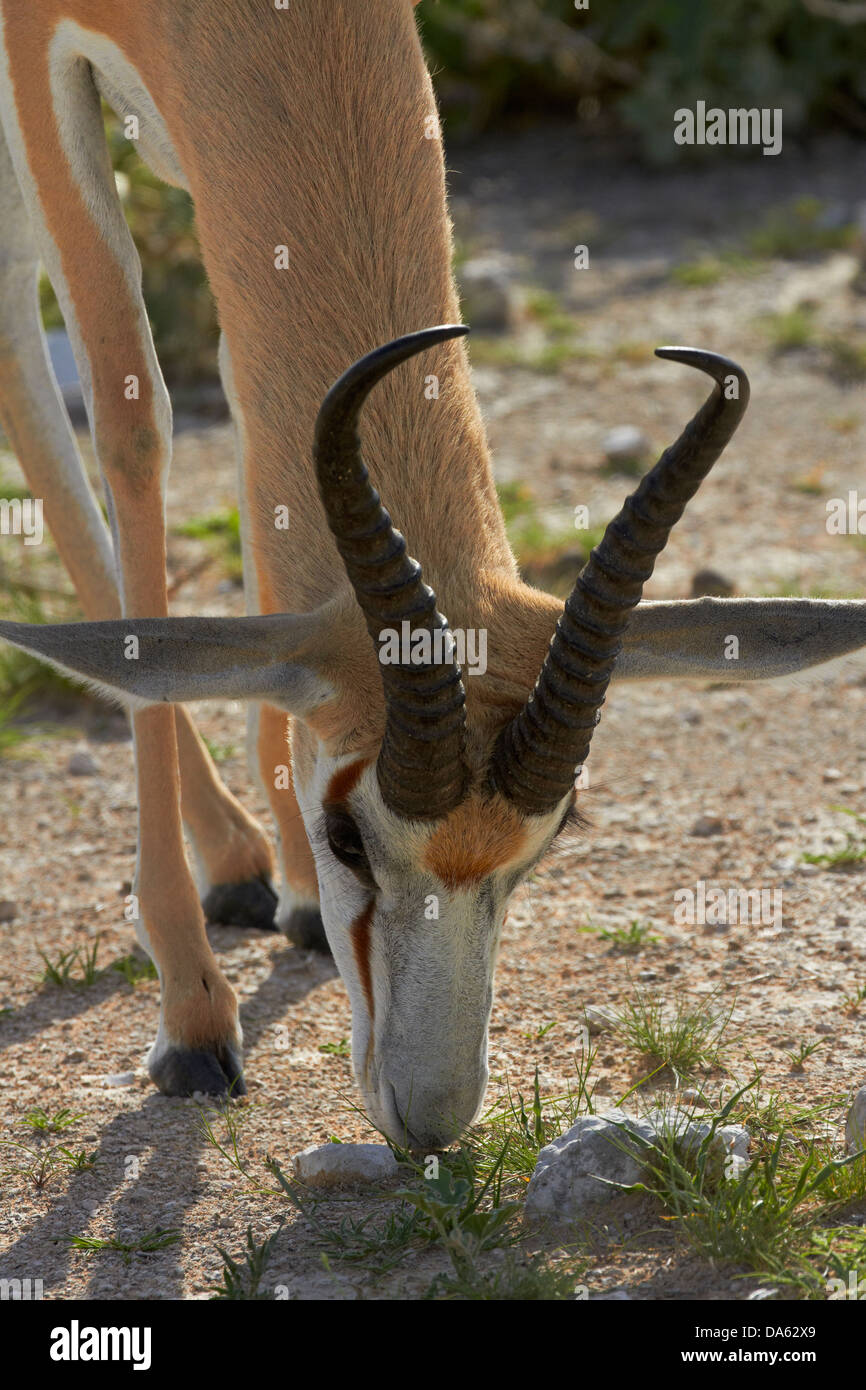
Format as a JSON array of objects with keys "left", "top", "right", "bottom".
[
  {"left": 67, "top": 747, "right": 101, "bottom": 777},
  {"left": 293, "top": 1142, "right": 398, "bottom": 1188},
  {"left": 103, "top": 1071, "right": 137, "bottom": 1087},
  {"left": 525, "top": 1110, "right": 750, "bottom": 1223},
  {"left": 845, "top": 1088, "right": 866, "bottom": 1154},
  {"left": 457, "top": 257, "right": 515, "bottom": 333},
  {"left": 583, "top": 1005, "right": 617, "bottom": 1036},
  {"left": 602, "top": 425, "right": 650, "bottom": 467},
  {"left": 525, "top": 1112, "right": 656, "bottom": 1220},
  {"left": 689, "top": 812, "right": 725, "bottom": 837}
]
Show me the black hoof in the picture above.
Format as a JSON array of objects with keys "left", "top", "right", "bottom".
[
  {"left": 281, "top": 905, "right": 331, "bottom": 954},
  {"left": 202, "top": 877, "right": 278, "bottom": 931},
  {"left": 150, "top": 1041, "right": 246, "bottom": 1097}
]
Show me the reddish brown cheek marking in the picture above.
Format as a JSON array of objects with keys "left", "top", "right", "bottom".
[
  {"left": 350, "top": 899, "right": 375, "bottom": 1022},
  {"left": 325, "top": 756, "right": 372, "bottom": 807},
  {"left": 424, "top": 796, "right": 527, "bottom": 891}
]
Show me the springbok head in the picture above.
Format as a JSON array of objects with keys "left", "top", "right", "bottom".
[{"left": 0, "top": 326, "right": 750, "bottom": 1147}]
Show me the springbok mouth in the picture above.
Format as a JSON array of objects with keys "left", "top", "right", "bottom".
[{"left": 385, "top": 1081, "right": 452, "bottom": 1153}]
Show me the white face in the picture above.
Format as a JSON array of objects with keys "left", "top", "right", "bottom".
[{"left": 299, "top": 755, "right": 571, "bottom": 1149}]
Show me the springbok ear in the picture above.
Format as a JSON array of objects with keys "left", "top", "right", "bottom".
[
  {"left": 0, "top": 612, "right": 337, "bottom": 715},
  {"left": 616, "top": 597, "right": 866, "bottom": 681}
]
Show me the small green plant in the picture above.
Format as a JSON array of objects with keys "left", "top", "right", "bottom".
[
  {"left": 202, "top": 736, "right": 237, "bottom": 764},
  {"left": 317, "top": 1038, "right": 351, "bottom": 1057},
  {"left": 111, "top": 952, "right": 159, "bottom": 986},
  {"left": 197, "top": 1100, "right": 276, "bottom": 1194},
  {"left": 396, "top": 1155, "right": 520, "bottom": 1269},
  {"left": 843, "top": 983, "right": 866, "bottom": 1013},
  {"left": 825, "top": 337, "right": 866, "bottom": 384},
  {"left": 57, "top": 1148, "right": 99, "bottom": 1173},
  {"left": 39, "top": 947, "right": 82, "bottom": 987},
  {"left": 459, "top": 1055, "right": 598, "bottom": 1197},
  {"left": 748, "top": 198, "right": 856, "bottom": 259},
  {"left": 671, "top": 255, "right": 725, "bottom": 288},
  {"left": 1, "top": 1139, "right": 98, "bottom": 1190},
  {"left": 763, "top": 307, "right": 816, "bottom": 352},
  {"left": 66, "top": 1228, "right": 180, "bottom": 1264},
  {"left": 585, "top": 918, "right": 659, "bottom": 954},
  {"left": 523, "top": 287, "right": 577, "bottom": 340},
  {"left": 803, "top": 808, "right": 866, "bottom": 868},
  {"left": 300, "top": 1205, "right": 426, "bottom": 1277},
  {"left": 468, "top": 336, "right": 590, "bottom": 374},
  {"left": 210, "top": 1224, "right": 283, "bottom": 1300},
  {"left": 786, "top": 1039, "right": 824, "bottom": 1073},
  {"left": 425, "top": 1248, "right": 582, "bottom": 1301},
  {"left": 790, "top": 464, "right": 825, "bottom": 496},
  {"left": 18, "top": 1107, "right": 83, "bottom": 1135},
  {"left": 637, "top": 1078, "right": 866, "bottom": 1295},
  {"left": 39, "top": 939, "right": 102, "bottom": 988},
  {"left": 79, "top": 938, "right": 100, "bottom": 986},
  {"left": 670, "top": 250, "right": 758, "bottom": 288},
  {"left": 175, "top": 507, "right": 242, "bottom": 581},
  {"left": 495, "top": 481, "right": 579, "bottom": 570},
  {"left": 613, "top": 988, "right": 735, "bottom": 1083},
  {"left": 523, "top": 1020, "right": 558, "bottom": 1041}
]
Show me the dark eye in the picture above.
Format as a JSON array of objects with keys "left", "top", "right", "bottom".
[{"left": 325, "top": 810, "right": 376, "bottom": 887}]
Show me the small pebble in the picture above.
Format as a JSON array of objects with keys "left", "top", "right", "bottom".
[
  {"left": 293, "top": 1142, "right": 398, "bottom": 1188},
  {"left": 67, "top": 747, "right": 101, "bottom": 777},
  {"left": 0, "top": 901, "right": 18, "bottom": 923},
  {"left": 602, "top": 424, "right": 650, "bottom": 468},
  {"left": 689, "top": 813, "right": 725, "bottom": 838},
  {"left": 690, "top": 567, "right": 735, "bottom": 598},
  {"left": 582, "top": 1005, "right": 617, "bottom": 1036}
]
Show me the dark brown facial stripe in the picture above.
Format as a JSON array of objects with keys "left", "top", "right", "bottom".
[
  {"left": 350, "top": 899, "right": 375, "bottom": 1021},
  {"left": 325, "top": 756, "right": 371, "bottom": 808}
]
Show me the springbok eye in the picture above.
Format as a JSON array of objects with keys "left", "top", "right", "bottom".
[{"left": 325, "top": 809, "right": 376, "bottom": 887}]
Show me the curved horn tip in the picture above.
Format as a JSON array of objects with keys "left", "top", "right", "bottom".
[
  {"left": 314, "top": 325, "right": 471, "bottom": 434},
  {"left": 654, "top": 345, "right": 749, "bottom": 392}
]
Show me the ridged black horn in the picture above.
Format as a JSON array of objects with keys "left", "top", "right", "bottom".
[
  {"left": 489, "top": 348, "right": 750, "bottom": 814},
  {"left": 313, "top": 325, "right": 470, "bottom": 820}
]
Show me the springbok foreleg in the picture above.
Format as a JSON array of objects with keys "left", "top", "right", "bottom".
[
  {"left": 0, "top": 46, "right": 243, "bottom": 1092},
  {"left": 0, "top": 103, "right": 276, "bottom": 936}
]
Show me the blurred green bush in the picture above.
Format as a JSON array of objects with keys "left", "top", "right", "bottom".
[{"left": 420, "top": 0, "right": 866, "bottom": 157}]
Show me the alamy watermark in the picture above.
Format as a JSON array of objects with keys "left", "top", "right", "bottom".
[
  {"left": 826, "top": 490, "right": 866, "bottom": 534},
  {"left": 378, "top": 621, "right": 487, "bottom": 677},
  {"left": 674, "top": 102, "right": 782, "bottom": 157},
  {"left": 0, "top": 496, "right": 43, "bottom": 546},
  {"left": 674, "top": 878, "right": 782, "bottom": 928}
]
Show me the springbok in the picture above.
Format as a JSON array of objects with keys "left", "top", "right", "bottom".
[{"left": 1, "top": 2, "right": 865, "bottom": 1149}]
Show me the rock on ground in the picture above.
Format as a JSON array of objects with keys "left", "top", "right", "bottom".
[
  {"left": 525, "top": 1110, "right": 750, "bottom": 1223},
  {"left": 456, "top": 257, "right": 515, "bottom": 333},
  {"left": 525, "top": 1112, "right": 657, "bottom": 1220},
  {"left": 846, "top": 1088, "right": 866, "bottom": 1154},
  {"left": 293, "top": 1142, "right": 398, "bottom": 1189},
  {"left": 602, "top": 424, "right": 650, "bottom": 468},
  {"left": 582, "top": 1005, "right": 617, "bottom": 1036},
  {"left": 66, "top": 747, "right": 102, "bottom": 777}
]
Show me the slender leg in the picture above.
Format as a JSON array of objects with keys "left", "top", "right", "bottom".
[
  {"left": 0, "top": 51, "right": 242, "bottom": 1090},
  {"left": 217, "top": 334, "right": 328, "bottom": 951},
  {"left": 250, "top": 703, "right": 328, "bottom": 950},
  {"left": 0, "top": 102, "right": 276, "bottom": 934}
]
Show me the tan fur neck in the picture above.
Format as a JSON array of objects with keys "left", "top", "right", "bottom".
[{"left": 135, "top": 0, "right": 515, "bottom": 615}]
